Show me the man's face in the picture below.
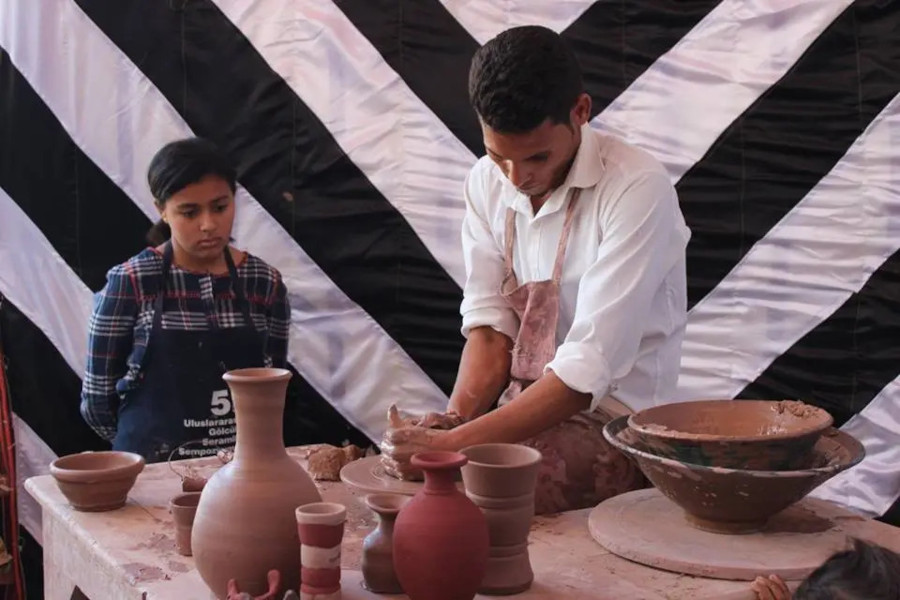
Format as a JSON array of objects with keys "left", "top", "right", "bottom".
[{"left": 481, "top": 93, "right": 591, "bottom": 198}]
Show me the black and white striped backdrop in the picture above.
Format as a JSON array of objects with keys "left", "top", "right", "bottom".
[{"left": 1, "top": 0, "right": 898, "bottom": 541}]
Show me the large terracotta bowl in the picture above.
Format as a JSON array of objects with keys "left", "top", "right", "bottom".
[
  {"left": 604, "top": 416, "right": 864, "bottom": 534},
  {"left": 50, "top": 451, "right": 145, "bottom": 511},
  {"left": 627, "top": 399, "right": 834, "bottom": 470}
]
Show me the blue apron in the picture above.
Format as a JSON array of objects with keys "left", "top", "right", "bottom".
[{"left": 112, "top": 243, "right": 266, "bottom": 463}]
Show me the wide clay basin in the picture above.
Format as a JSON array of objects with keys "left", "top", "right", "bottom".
[
  {"left": 50, "top": 451, "right": 145, "bottom": 512},
  {"left": 604, "top": 416, "right": 864, "bottom": 534},
  {"left": 627, "top": 399, "right": 834, "bottom": 470}
]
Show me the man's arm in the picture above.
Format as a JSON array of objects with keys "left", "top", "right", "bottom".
[{"left": 447, "top": 326, "right": 512, "bottom": 420}]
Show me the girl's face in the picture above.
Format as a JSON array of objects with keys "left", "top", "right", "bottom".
[{"left": 158, "top": 174, "right": 235, "bottom": 266}]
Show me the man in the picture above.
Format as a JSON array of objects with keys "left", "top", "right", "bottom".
[{"left": 382, "top": 25, "right": 691, "bottom": 514}]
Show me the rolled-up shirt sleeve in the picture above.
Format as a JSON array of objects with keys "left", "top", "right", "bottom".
[
  {"left": 459, "top": 165, "right": 519, "bottom": 340},
  {"left": 546, "top": 171, "right": 690, "bottom": 410}
]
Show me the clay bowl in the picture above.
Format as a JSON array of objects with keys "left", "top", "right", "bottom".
[
  {"left": 50, "top": 451, "right": 145, "bottom": 511},
  {"left": 604, "top": 416, "right": 864, "bottom": 534},
  {"left": 627, "top": 399, "right": 834, "bottom": 470}
]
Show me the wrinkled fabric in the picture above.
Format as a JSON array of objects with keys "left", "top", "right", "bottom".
[{"left": 498, "top": 189, "right": 646, "bottom": 514}]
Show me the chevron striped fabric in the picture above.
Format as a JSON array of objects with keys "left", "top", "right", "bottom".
[{"left": 0, "top": 1, "right": 898, "bottom": 551}]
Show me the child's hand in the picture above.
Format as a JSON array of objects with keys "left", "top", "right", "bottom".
[{"left": 751, "top": 575, "right": 791, "bottom": 600}]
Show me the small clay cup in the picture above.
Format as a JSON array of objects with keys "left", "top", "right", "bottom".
[
  {"left": 296, "top": 502, "right": 346, "bottom": 599},
  {"left": 50, "top": 451, "right": 145, "bottom": 511},
  {"left": 170, "top": 492, "right": 201, "bottom": 556},
  {"left": 627, "top": 399, "right": 833, "bottom": 470}
]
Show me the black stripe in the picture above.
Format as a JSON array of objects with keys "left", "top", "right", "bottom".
[
  {"left": 0, "top": 49, "right": 149, "bottom": 291},
  {"left": 336, "top": 1, "right": 722, "bottom": 156},
  {"left": 679, "top": 0, "right": 900, "bottom": 308},
  {"left": 74, "top": 0, "right": 465, "bottom": 394},
  {"left": 562, "top": 0, "right": 723, "bottom": 119},
  {"left": 334, "top": 0, "right": 483, "bottom": 154},
  {"left": 740, "top": 245, "right": 900, "bottom": 427},
  {"left": 0, "top": 299, "right": 107, "bottom": 457}
]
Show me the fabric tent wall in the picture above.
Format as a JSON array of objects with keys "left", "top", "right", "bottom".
[{"left": 0, "top": 0, "right": 898, "bottom": 545}]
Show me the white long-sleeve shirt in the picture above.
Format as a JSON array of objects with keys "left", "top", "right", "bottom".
[{"left": 460, "top": 125, "right": 691, "bottom": 413}]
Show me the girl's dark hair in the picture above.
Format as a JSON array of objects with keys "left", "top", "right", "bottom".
[
  {"left": 145, "top": 137, "right": 237, "bottom": 245},
  {"left": 795, "top": 538, "right": 900, "bottom": 600},
  {"left": 469, "top": 25, "right": 584, "bottom": 134}
]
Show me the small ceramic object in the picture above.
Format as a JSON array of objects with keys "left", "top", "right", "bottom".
[
  {"left": 627, "top": 399, "right": 833, "bottom": 470},
  {"left": 361, "top": 493, "right": 408, "bottom": 593},
  {"left": 296, "top": 502, "right": 346, "bottom": 600},
  {"left": 192, "top": 368, "right": 322, "bottom": 599},
  {"left": 226, "top": 569, "right": 282, "bottom": 599},
  {"left": 393, "top": 451, "right": 489, "bottom": 600},
  {"left": 460, "top": 443, "right": 541, "bottom": 595},
  {"left": 604, "top": 416, "right": 865, "bottom": 533},
  {"left": 169, "top": 492, "right": 201, "bottom": 556},
  {"left": 49, "top": 451, "right": 145, "bottom": 511}
]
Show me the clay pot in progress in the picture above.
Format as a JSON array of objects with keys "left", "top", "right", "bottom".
[
  {"left": 49, "top": 451, "right": 145, "bottom": 511},
  {"left": 460, "top": 443, "right": 541, "bottom": 595},
  {"left": 296, "top": 502, "right": 346, "bottom": 600},
  {"left": 627, "top": 399, "right": 833, "bottom": 470},
  {"left": 604, "top": 416, "right": 865, "bottom": 534},
  {"left": 170, "top": 492, "right": 201, "bottom": 556},
  {"left": 361, "top": 493, "right": 408, "bottom": 594},
  {"left": 192, "top": 368, "right": 322, "bottom": 599},
  {"left": 393, "top": 451, "right": 489, "bottom": 600}
]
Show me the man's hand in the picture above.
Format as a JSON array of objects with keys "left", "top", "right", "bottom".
[
  {"left": 380, "top": 405, "right": 460, "bottom": 480},
  {"left": 751, "top": 575, "right": 792, "bottom": 600}
]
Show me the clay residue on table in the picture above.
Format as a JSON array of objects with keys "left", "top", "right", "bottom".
[
  {"left": 130, "top": 532, "right": 177, "bottom": 554},
  {"left": 772, "top": 400, "right": 819, "bottom": 419},
  {"left": 122, "top": 563, "right": 169, "bottom": 584},
  {"left": 166, "top": 560, "right": 190, "bottom": 573}
]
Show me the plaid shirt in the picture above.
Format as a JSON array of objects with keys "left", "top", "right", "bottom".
[{"left": 80, "top": 247, "right": 291, "bottom": 441}]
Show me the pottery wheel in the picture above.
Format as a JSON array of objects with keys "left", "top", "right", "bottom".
[
  {"left": 339, "top": 455, "right": 465, "bottom": 496},
  {"left": 588, "top": 488, "right": 852, "bottom": 581}
]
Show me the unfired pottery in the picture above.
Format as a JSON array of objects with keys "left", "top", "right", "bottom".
[
  {"left": 627, "top": 399, "right": 833, "bottom": 470},
  {"left": 361, "top": 493, "right": 408, "bottom": 594},
  {"left": 393, "top": 451, "right": 489, "bottom": 600},
  {"left": 49, "top": 451, "right": 145, "bottom": 512},
  {"left": 604, "top": 415, "right": 864, "bottom": 533},
  {"left": 169, "top": 492, "right": 201, "bottom": 556},
  {"left": 296, "top": 502, "right": 346, "bottom": 600},
  {"left": 192, "top": 368, "right": 322, "bottom": 598},
  {"left": 460, "top": 443, "right": 541, "bottom": 595}
]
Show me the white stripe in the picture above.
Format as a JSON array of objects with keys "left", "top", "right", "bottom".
[
  {"left": 13, "top": 413, "right": 58, "bottom": 544},
  {"left": 677, "top": 93, "right": 900, "bottom": 401},
  {"left": 214, "top": 0, "right": 474, "bottom": 286},
  {"left": 0, "top": 0, "right": 447, "bottom": 441},
  {"left": 438, "top": 0, "right": 596, "bottom": 45},
  {"left": 810, "top": 376, "right": 900, "bottom": 517},
  {"left": 0, "top": 188, "right": 93, "bottom": 375},
  {"left": 300, "top": 544, "right": 341, "bottom": 570},
  {"left": 593, "top": 0, "right": 853, "bottom": 181}
]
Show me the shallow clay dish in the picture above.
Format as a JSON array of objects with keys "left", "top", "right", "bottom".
[
  {"left": 627, "top": 399, "right": 834, "bottom": 470},
  {"left": 604, "top": 416, "right": 863, "bottom": 534},
  {"left": 340, "top": 455, "right": 464, "bottom": 496},
  {"left": 50, "top": 451, "right": 145, "bottom": 511}
]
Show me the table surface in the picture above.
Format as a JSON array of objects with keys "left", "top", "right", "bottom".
[{"left": 25, "top": 446, "right": 900, "bottom": 600}]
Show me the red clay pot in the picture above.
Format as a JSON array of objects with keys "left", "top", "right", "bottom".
[{"left": 393, "top": 451, "right": 489, "bottom": 600}]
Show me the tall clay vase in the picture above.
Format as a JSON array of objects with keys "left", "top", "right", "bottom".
[
  {"left": 192, "top": 368, "right": 322, "bottom": 599},
  {"left": 460, "top": 444, "right": 541, "bottom": 595},
  {"left": 393, "top": 451, "right": 489, "bottom": 600},
  {"left": 361, "top": 494, "right": 408, "bottom": 594}
]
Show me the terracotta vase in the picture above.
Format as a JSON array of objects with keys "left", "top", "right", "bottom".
[
  {"left": 361, "top": 493, "right": 408, "bottom": 594},
  {"left": 393, "top": 451, "right": 489, "bottom": 600},
  {"left": 296, "top": 502, "right": 346, "bottom": 600},
  {"left": 192, "top": 368, "right": 322, "bottom": 598},
  {"left": 169, "top": 492, "right": 201, "bottom": 556},
  {"left": 460, "top": 444, "right": 541, "bottom": 595}
]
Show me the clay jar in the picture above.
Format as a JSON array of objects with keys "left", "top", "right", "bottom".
[
  {"left": 191, "top": 368, "right": 322, "bottom": 598},
  {"left": 393, "top": 451, "right": 489, "bottom": 600},
  {"left": 169, "top": 492, "right": 201, "bottom": 556},
  {"left": 361, "top": 493, "right": 408, "bottom": 594},
  {"left": 460, "top": 443, "right": 541, "bottom": 595}
]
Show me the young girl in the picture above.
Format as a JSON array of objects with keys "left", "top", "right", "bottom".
[
  {"left": 80, "top": 138, "right": 290, "bottom": 463},
  {"left": 752, "top": 539, "right": 900, "bottom": 600}
]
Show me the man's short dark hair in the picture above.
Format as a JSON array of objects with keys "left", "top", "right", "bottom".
[
  {"left": 795, "top": 539, "right": 900, "bottom": 600},
  {"left": 468, "top": 25, "right": 584, "bottom": 134}
]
